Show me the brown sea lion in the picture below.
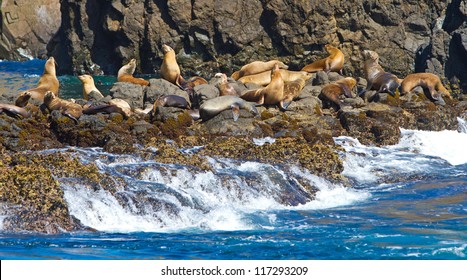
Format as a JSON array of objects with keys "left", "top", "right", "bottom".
[
  {"left": 78, "top": 74, "right": 105, "bottom": 100},
  {"left": 240, "top": 63, "right": 291, "bottom": 110},
  {"left": 199, "top": 95, "right": 258, "bottom": 121},
  {"left": 401, "top": 73, "right": 452, "bottom": 100},
  {"left": 15, "top": 57, "right": 59, "bottom": 105},
  {"left": 117, "top": 59, "right": 150, "bottom": 86},
  {"left": 301, "top": 44, "right": 345, "bottom": 74},
  {"left": 214, "top": 73, "right": 238, "bottom": 96},
  {"left": 0, "top": 103, "right": 31, "bottom": 118},
  {"left": 319, "top": 77, "right": 357, "bottom": 110},
  {"left": 231, "top": 60, "right": 288, "bottom": 80},
  {"left": 82, "top": 98, "right": 132, "bottom": 119},
  {"left": 43, "top": 91, "right": 83, "bottom": 123},
  {"left": 15, "top": 91, "right": 33, "bottom": 107},
  {"left": 238, "top": 69, "right": 313, "bottom": 86},
  {"left": 150, "top": 95, "right": 191, "bottom": 120},
  {"left": 282, "top": 77, "right": 307, "bottom": 104},
  {"left": 160, "top": 44, "right": 182, "bottom": 86},
  {"left": 362, "top": 50, "right": 402, "bottom": 96}
]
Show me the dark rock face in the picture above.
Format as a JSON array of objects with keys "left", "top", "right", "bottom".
[{"left": 46, "top": 1, "right": 466, "bottom": 91}]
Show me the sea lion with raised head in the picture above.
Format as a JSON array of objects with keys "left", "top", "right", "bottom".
[
  {"left": 238, "top": 69, "right": 313, "bottom": 86},
  {"left": 240, "top": 63, "right": 293, "bottom": 110},
  {"left": 214, "top": 73, "right": 238, "bottom": 96},
  {"left": 199, "top": 96, "right": 258, "bottom": 122},
  {"left": 117, "top": 59, "right": 150, "bottom": 86},
  {"left": 78, "top": 74, "right": 105, "bottom": 100},
  {"left": 401, "top": 72, "right": 452, "bottom": 101},
  {"left": 43, "top": 91, "right": 83, "bottom": 123},
  {"left": 362, "top": 50, "right": 402, "bottom": 96},
  {"left": 319, "top": 77, "right": 357, "bottom": 110},
  {"left": 231, "top": 60, "right": 288, "bottom": 80},
  {"left": 301, "top": 44, "right": 345, "bottom": 74},
  {"left": 15, "top": 57, "right": 59, "bottom": 105},
  {"left": 161, "top": 44, "right": 182, "bottom": 86},
  {"left": 0, "top": 103, "right": 31, "bottom": 118}
]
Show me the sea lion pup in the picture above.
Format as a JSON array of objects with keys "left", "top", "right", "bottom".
[
  {"left": 78, "top": 74, "right": 105, "bottom": 100},
  {"left": 240, "top": 63, "right": 292, "bottom": 110},
  {"left": 362, "top": 50, "right": 402, "bottom": 96},
  {"left": 199, "top": 96, "right": 259, "bottom": 122},
  {"left": 401, "top": 73, "right": 452, "bottom": 101},
  {"left": 214, "top": 73, "right": 238, "bottom": 96},
  {"left": 160, "top": 44, "right": 182, "bottom": 86},
  {"left": 82, "top": 98, "right": 132, "bottom": 119},
  {"left": 231, "top": 60, "right": 288, "bottom": 80},
  {"left": 15, "top": 91, "right": 33, "bottom": 107},
  {"left": 238, "top": 69, "right": 313, "bottom": 86},
  {"left": 43, "top": 91, "right": 83, "bottom": 123},
  {"left": 0, "top": 103, "right": 31, "bottom": 118},
  {"left": 117, "top": 59, "right": 150, "bottom": 86},
  {"left": 16, "top": 57, "right": 59, "bottom": 104},
  {"left": 319, "top": 77, "right": 357, "bottom": 110},
  {"left": 301, "top": 44, "right": 345, "bottom": 74}
]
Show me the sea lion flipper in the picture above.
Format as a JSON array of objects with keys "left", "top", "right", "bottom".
[
  {"left": 341, "top": 84, "right": 353, "bottom": 98},
  {"left": 230, "top": 104, "right": 240, "bottom": 121},
  {"left": 279, "top": 100, "right": 291, "bottom": 110}
]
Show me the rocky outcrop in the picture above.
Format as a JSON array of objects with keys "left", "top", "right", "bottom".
[
  {"left": 46, "top": 0, "right": 467, "bottom": 92},
  {"left": 0, "top": 0, "right": 61, "bottom": 60}
]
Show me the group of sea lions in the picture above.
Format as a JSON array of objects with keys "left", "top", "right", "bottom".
[{"left": 0, "top": 44, "right": 454, "bottom": 123}]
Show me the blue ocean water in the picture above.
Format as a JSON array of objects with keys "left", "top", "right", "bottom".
[{"left": 0, "top": 60, "right": 466, "bottom": 260}]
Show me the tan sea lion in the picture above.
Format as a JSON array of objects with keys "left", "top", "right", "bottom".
[
  {"left": 43, "top": 91, "right": 82, "bottom": 123},
  {"left": 78, "top": 74, "right": 105, "bottom": 100},
  {"left": 319, "top": 77, "right": 357, "bottom": 110},
  {"left": 238, "top": 69, "right": 313, "bottom": 86},
  {"left": 362, "top": 50, "right": 402, "bottom": 96},
  {"left": 240, "top": 63, "right": 291, "bottom": 110},
  {"left": 15, "top": 91, "right": 33, "bottom": 107},
  {"left": 82, "top": 98, "right": 132, "bottom": 119},
  {"left": 401, "top": 73, "right": 452, "bottom": 100},
  {"left": 117, "top": 59, "right": 150, "bottom": 86},
  {"left": 16, "top": 57, "right": 59, "bottom": 105},
  {"left": 199, "top": 96, "right": 259, "bottom": 121},
  {"left": 231, "top": 60, "right": 288, "bottom": 80},
  {"left": 214, "top": 73, "right": 238, "bottom": 96},
  {"left": 0, "top": 103, "right": 31, "bottom": 118},
  {"left": 301, "top": 44, "right": 345, "bottom": 74},
  {"left": 282, "top": 77, "right": 307, "bottom": 104},
  {"left": 160, "top": 44, "right": 182, "bottom": 86}
]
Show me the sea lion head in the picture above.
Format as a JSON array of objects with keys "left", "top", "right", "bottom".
[
  {"left": 43, "top": 91, "right": 56, "bottom": 104},
  {"left": 15, "top": 91, "right": 33, "bottom": 107},
  {"left": 343, "top": 77, "right": 357, "bottom": 89},
  {"left": 362, "top": 50, "right": 379, "bottom": 62},
  {"left": 78, "top": 74, "right": 93, "bottom": 83},
  {"left": 214, "top": 73, "right": 228, "bottom": 83},
  {"left": 162, "top": 44, "right": 174, "bottom": 54},
  {"left": 44, "top": 57, "right": 57, "bottom": 75}
]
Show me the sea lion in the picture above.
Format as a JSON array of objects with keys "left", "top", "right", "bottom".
[
  {"left": 238, "top": 69, "right": 313, "bottom": 86},
  {"left": 0, "top": 103, "right": 31, "bottom": 118},
  {"left": 199, "top": 95, "right": 259, "bottom": 121},
  {"left": 15, "top": 91, "right": 33, "bottom": 107},
  {"left": 78, "top": 74, "right": 105, "bottom": 100},
  {"left": 362, "top": 50, "right": 402, "bottom": 96},
  {"left": 82, "top": 98, "right": 132, "bottom": 119},
  {"left": 231, "top": 60, "right": 288, "bottom": 80},
  {"left": 117, "top": 59, "right": 150, "bottom": 86},
  {"left": 150, "top": 95, "right": 191, "bottom": 120},
  {"left": 319, "top": 77, "right": 357, "bottom": 110},
  {"left": 282, "top": 77, "right": 307, "bottom": 104},
  {"left": 240, "top": 63, "right": 291, "bottom": 110},
  {"left": 15, "top": 57, "right": 59, "bottom": 105},
  {"left": 301, "top": 44, "right": 345, "bottom": 74},
  {"left": 160, "top": 44, "right": 182, "bottom": 86},
  {"left": 401, "top": 73, "right": 452, "bottom": 101},
  {"left": 214, "top": 73, "right": 238, "bottom": 96},
  {"left": 43, "top": 91, "right": 83, "bottom": 123}
]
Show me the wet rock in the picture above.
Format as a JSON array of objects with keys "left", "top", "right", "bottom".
[{"left": 202, "top": 109, "right": 263, "bottom": 137}]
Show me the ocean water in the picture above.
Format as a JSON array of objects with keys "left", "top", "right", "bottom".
[{"left": 0, "top": 60, "right": 466, "bottom": 260}]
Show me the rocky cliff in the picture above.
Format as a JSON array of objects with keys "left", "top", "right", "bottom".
[
  {"left": 44, "top": 0, "right": 467, "bottom": 92},
  {"left": 0, "top": 0, "right": 61, "bottom": 59}
]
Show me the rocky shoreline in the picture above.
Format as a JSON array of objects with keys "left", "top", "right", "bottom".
[{"left": 1, "top": 69, "right": 466, "bottom": 233}]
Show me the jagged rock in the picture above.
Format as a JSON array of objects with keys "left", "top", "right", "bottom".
[{"left": 202, "top": 109, "right": 263, "bottom": 136}]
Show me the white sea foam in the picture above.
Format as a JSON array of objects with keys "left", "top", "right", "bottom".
[{"left": 252, "top": 137, "right": 276, "bottom": 146}]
